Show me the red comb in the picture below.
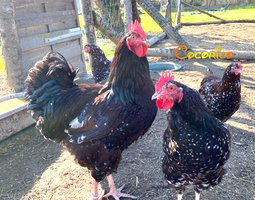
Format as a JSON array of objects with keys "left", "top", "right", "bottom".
[
  {"left": 155, "top": 71, "right": 175, "bottom": 92},
  {"left": 128, "top": 20, "right": 146, "bottom": 40}
]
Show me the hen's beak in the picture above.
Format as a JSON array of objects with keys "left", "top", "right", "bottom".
[
  {"left": 152, "top": 91, "right": 161, "bottom": 100},
  {"left": 237, "top": 62, "right": 244, "bottom": 74},
  {"left": 84, "top": 46, "right": 90, "bottom": 53}
]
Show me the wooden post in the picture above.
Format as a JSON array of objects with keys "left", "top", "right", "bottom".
[
  {"left": 175, "top": 0, "right": 182, "bottom": 26},
  {"left": 0, "top": 0, "right": 23, "bottom": 92},
  {"left": 131, "top": 0, "right": 141, "bottom": 22},
  {"left": 124, "top": 0, "right": 132, "bottom": 33},
  {"left": 165, "top": 0, "right": 172, "bottom": 24},
  {"left": 81, "top": 0, "right": 96, "bottom": 45},
  {"left": 81, "top": 0, "right": 96, "bottom": 72},
  {"left": 137, "top": 0, "right": 191, "bottom": 49}
]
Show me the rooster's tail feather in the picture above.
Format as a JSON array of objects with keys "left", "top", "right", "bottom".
[{"left": 25, "top": 51, "right": 78, "bottom": 142}]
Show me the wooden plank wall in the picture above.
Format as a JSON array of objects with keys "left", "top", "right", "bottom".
[{"left": 14, "top": 0, "right": 86, "bottom": 79}]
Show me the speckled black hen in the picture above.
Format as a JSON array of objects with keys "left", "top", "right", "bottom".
[
  {"left": 84, "top": 44, "right": 111, "bottom": 84},
  {"left": 152, "top": 72, "right": 231, "bottom": 200},
  {"left": 25, "top": 20, "right": 157, "bottom": 200},
  {"left": 199, "top": 62, "right": 243, "bottom": 122}
]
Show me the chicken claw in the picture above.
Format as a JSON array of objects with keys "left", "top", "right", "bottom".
[
  {"left": 102, "top": 175, "right": 137, "bottom": 200},
  {"left": 103, "top": 184, "right": 137, "bottom": 200}
]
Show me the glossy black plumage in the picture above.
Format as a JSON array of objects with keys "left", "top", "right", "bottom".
[
  {"left": 199, "top": 63, "right": 242, "bottom": 122},
  {"left": 25, "top": 36, "right": 157, "bottom": 184},
  {"left": 162, "top": 81, "right": 231, "bottom": 195}
]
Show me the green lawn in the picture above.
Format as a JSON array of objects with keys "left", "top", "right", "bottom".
[
  {"left": 0, "top": 48, "right": 5, "bottom": 75},
  {"left": 180, "top": 8, "right": 255, "bottom": 23}
]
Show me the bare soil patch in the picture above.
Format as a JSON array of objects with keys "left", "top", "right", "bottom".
[{"left": 0, "top": 24, "right": 254, "bottom": 200}]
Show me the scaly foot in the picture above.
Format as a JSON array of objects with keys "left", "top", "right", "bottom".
[{"left": 103, "top": 184, "right": 137, "bottom": 200}]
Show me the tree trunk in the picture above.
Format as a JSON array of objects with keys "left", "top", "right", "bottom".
[
  {"left": 0, "top": 1, "right": 23, "bottom": 92},
  {"left": 81, "top": 0, "right": 96, "bottom": 44},
  {"left": 175, "top": 0, "right": 182, "bottom": 25},
  {"left": 165, "top": 0, "right": 172, "bottom": 24},
  {"left": 137, "top": 0, "right": 191, "bottom": 49},
  {"left": 131, "top": 0, "right": 141, "bottom": 22},
  {"left": 124, "top": 0, "right": 132, "bottom": 33}
]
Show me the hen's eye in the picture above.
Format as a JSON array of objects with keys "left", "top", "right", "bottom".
[{"left": 169, "top": 86, "right": 174, "bottom": 90}]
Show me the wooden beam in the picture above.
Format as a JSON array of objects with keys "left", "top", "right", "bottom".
[
  {"left": 181, "top": 1, "right": 225, "bottom": 21},
  {"left": 92, "top": 11, "right": 123, "bottom": 44},
  {"left": 174, "top": 23, "right": 182, "bottom": 31},
  {"left": 16, "top": 10, "right": 76, "bottom": 29},
  {"left": 137, "top": 0, "right": 191, "bottom": 49},
  {"left": 15, "top": 0, "right": 74, "bottom": 4},
  {"left": 147, "top": 47, "right": 255, "bottom": 60},
  {"left": 181, "top": 20, "right": 255, "bottom": 26},
  {"left": 147, "top": 48, "right": 175, "bottom": 58},
  {"left": 147, "top": 32, "right": 167, "bottom": 47},
  {"left": 20, "top": 28, "right": 82, "bottom": 51}
]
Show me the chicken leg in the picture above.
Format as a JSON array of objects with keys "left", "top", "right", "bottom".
[
  {"left": 90, "top": 178, "right": 104, "bottom": 200},
  {"left": 177, "top": 193, "right": 183, "bottom": 200},
  {"left": 195, "top": 191, "right": 200, "bottom": 200},
  {"left": 102, "top": 175, "right": 137, "bottom": 200}
]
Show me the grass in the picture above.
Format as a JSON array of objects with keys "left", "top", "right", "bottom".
[
  {"left": 180, "top": 8, "right": 255, "bottom": 23},
  {"left": 0, "top": 48, "right": 5, "bottom": 75}
]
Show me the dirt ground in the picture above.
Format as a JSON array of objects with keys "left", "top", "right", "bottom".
[{"left": 0, "top": 24, "right": 255, "bottom": 200}]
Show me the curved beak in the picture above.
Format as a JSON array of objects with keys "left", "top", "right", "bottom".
[
  {"left": 152, "top": 91, "right": 161, "bottom": 100},
  {"left": 84, "top": 46, "right": 90, "bottom": 53}
]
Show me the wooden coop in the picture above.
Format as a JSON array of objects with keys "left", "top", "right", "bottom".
[{"left": 0, "top": 0, "right": 86, "bottom": 92}]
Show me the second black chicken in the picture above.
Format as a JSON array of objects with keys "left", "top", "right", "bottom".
[
  {"left": 152, "top": 71, "right": 231, "bottom": 200},
  {"left": 84, "top": 43, "right": 111, "bottom": 84}
]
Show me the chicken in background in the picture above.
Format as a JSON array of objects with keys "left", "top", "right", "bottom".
[
  {"left": 25, "top": 20, "right": 157, "bottom": 200},
  {"left": 84, "top": 44, "right": 111, "bottom": 84},
  {"left": 199, "top": 62, "right": 243, "bottom": 122},
  {"left": 152, "top": 71, "right": 231, "bottom": 200}
]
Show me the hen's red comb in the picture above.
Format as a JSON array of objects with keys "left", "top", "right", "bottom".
[
  {"left": 155, "top": 71, "right": 175, "bottom": 92},
  {"left": 128, "top": 20, "right": 146, "bottom": 40}
]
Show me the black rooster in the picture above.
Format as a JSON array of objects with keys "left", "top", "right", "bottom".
[
  {"left": 25, "top": 20, "right": 157, "bottom": 200},
  {"left": 152, "top": 71, "right": 231, "bottom": 200},
  {"left": 199, "top": 62, "right": 243, "bottom": 121},
  {"left": 84, "top": 44, "right": 111, "bottom": 84}
]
